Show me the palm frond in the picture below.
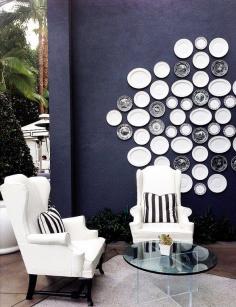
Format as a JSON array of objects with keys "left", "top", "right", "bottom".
[
  {"left": 2, "top": 56, "right": 34, "bottom": 78},
  {"left": 33, "top": 92, "right": 48, "bottom": 107},
  {"left": 7, "top": 73, "right": 35, "bottom": 99}
]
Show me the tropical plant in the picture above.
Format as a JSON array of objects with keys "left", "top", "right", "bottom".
[{"left": 159, "top": 234, "right": 173, "bottom": 245}]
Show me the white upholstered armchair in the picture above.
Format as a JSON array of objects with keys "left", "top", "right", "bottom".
[
  {"left": 129, "top": 166, "right": 194, "bottom": 244},
  {"left": 1, "top": 174, "right": 105, "bottom": 306}
]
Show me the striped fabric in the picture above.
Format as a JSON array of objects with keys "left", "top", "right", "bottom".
[
  {"left": 38, "top": 207, "right": 65, "bottom": 234},
  {"left": 143, "top": 193, "right": 178, "bottom": 223}
]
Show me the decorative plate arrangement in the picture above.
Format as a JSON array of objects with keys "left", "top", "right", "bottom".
[
  {"left": 195, "top": 36, "right": 207, "bottom": 50},
  {"left": 192, "top": 71, "right": 209, "bottom": 88},
  {"left": 180, "top": 123, "right": 192, "bottom": 136},
  {"left": 192, "top": 89, "right": 209, "bottom": 106},
  {"left": 211, "top": 155, "right": 227, "bottom": 172},
  {"left": 192, "top": 127, "right": 208, "bottom": 144},
  {"left": 174, "top": 61, "right": 190, "bottom": 77},
  {"left": 165, "top": 125, "right": 177, "bottom": 138},
  {"left": 208, "top": 97, "right": 221, "bottom": 110},
  {"left": 149, "top": 101, "right": 165, "bottom": 118},
  {"left": 106, "top": 110, "right": 122, "bottom": 126},
  {"left": 166, "top": 96, "right": 178, "bottom": 109},
  {"left": 192, "top": 52, "right": 210, "bottom": 69},
  {"left": 154, "top": 61, "right": 170, "bottom": 78},
  {"left": 149, "top": 119, "right": 165, "bottom": 135},
  {"left": 133, "top": 129, "right": 150, "bottom": 145},
  {"left": 180, "top": 98, "right": 193, "bottom": 111},
  {"left": 154, "top": 156, "right": 170, "bottom": 166},
  {"left": 224, "top": 95, "right": 236, "bottom": 108},
  {"left": 117, "top": 124, "right": 133, "bottom": 140},
  {"left": 192, "top": 146, "right": 208, "bottom": 162},
  {"left": 231, "top": 156, "right": 236, "bottom": 171},
  {"left": 117, "top": 95, "right": 133, "bottom": 111},
  {"left": 173, "top": 156, "right": 190, "bottom": 172},
  {"left": 134, "top": 91, "right": 150, "bottom": 108},
  {"left": 211, "top": 60, "right": 228, "bottom": 77}
]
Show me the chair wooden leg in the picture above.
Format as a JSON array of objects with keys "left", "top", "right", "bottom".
[
  {"left": 87, "top": 279, "right": 93, "bottom": 306},
  {"left": 26, "top": 274, "right": 37, "bottom": 300},
  {"left": 98, "top": 254, "right": 104, "bottom": 275}
]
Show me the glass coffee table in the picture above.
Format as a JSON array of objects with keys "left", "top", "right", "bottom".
[{"left": 123, "top": 241, "right": 217, "bottom": 306}]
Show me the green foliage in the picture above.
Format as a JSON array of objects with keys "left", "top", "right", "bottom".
[{"left": 159, "top": 234, "right": 173, "bottom": 245}]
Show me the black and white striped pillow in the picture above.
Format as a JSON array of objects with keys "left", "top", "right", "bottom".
[
  {"left": 143, "top": 193, "right": 178, "bottom": 223},
  {"left": 38, "top": 207, "right": 65, "bottom": 234}
]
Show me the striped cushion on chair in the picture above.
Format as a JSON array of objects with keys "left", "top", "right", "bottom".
[
  {"left": 143, "top": 193, "right": 178, "bottom": 223},
  {"left": 38, "top": 207, "right": 65, "bottom": 233}
]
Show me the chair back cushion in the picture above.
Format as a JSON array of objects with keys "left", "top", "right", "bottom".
[
  {"left": 143, "top": 192, "right": 178, "bottom": 223},
  {"left": 38, "top": 207, "right": 65, "bottom": 234}
]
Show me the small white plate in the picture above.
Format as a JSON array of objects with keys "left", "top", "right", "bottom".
[
  {"left": 133, "top": 91, "right": 150, "bottom": 108},
  {"left": 192, "top": 52, "right": 210, "bottom": 69},
  {"left": 153, "top": 61, "right": 170, "bottom": 78},
  {"left": 106, "top": 110, "right": 122, "bottom": 126},
  {"left": 170, "top": 109, "right": 186, "bottom": 126},
  {"left": 181, "top": 174, "right": 193, "bottom": 193},
  {"left": 215, "top": 108, "right": 231, "bottom": 125},
  {"left": 171, "top": 80, "right": 194, "bottom": 97},
  {"left": 171, "top": 137, "right": 193, "bottom": 154},
  {"left": 133, "top": 129, "right": 150, "bottom": 145},
  {"left": 180, "top": 123, "right": 192, "bottom": 136},
  {"left": 154, "top": 156, "right": 170, "bottom": 166},
  {"left": 150, "top": 80, "right": 169, "bottom": 100},
  {"left": 208, "top": 97, "right": 221, "bottom": 110},
  {"left": 208, "top": 136, "right": 231, "bottom": 153},
  {"left": 127, "top": 147, "right": 152, "bottom": 167},
  {"left": 166, "top": 96, "right": 178, "bottom": 109},
  {"left": 127, "top": 109, "right": 150, "bottom": 127},
  {"left": 190, "top": 108, "right": 212, "bottom": 126},
  {"left": 209, "top": 38, "right": 229, "bottom": 58},
  {"left": 195, "top": 37, "right": 208, "bottom": 50},
  {"left": 207, "top": 174, "right": 227, "bottom": 193},
  {"left": 180, "top": 98, "right": 193, "bottom": 111},
  {"left": 208, "top": 123, "right": 221, "bottom": 135},
  {"left": 192, "top": 146, "right": 208, "bottom": 162},
  {"left": 192, "top": 71, "right": 209, "bottom": 88},
  {"left": 150, "top": 136, "right": 169, "bottom": 155},
  {"left": 165, "top": 125, "right": 178, "bottom": 138},
  {"left": 127, "top": 68, "right": 152, "bottom": 89},
  {"left": 192, "top": 164, "right": 209, "bottom": 180},
  {"left": 224, "top": 95, "right": 236, "bottom": 108},
  {"left": 223, "top": 125, "right": 236, "bottom": 138},
  {"left": 174, "top": 38, "right": 193, "bottom": 59},
  {"left": 208, "top": 79, "right": 231, "bottom": 97},
  {"left": 194, "top": 183, "right": 207, "bottom": 195}
]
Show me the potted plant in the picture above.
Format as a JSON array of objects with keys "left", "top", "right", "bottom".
[{"left": 159, "top": 234, "right": 173, "bottom": 256}]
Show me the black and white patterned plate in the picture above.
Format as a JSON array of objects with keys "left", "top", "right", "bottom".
[
  {"left": 211, "top": 155, "right": 227, "bottom": 172},
  {"left": 149, "top": 101, "right": 165, "bottom": 118},
  {"left": 173, "top": 156, "right": 190, "bottom": 172},
  {"left": 192, "top": 127, "right": 208, "bottom": 144},
  {"left": 149, "top": 119, "right": 165, "bottom": 135},
  {"left": 174, "top": 61, "right": 190, "bottom": 77},
  {"left": 117, "top": 95, "right": 133, "bottom": 112},
  {"left": 211, "top": 60, "right": 228, "bottom": 77},
  {"left": 231, "top": 156, "right": 236, "bottom": 171},
  {"left": 192, "top": 89, "right": 209, "bottom": 106},
  {"left": 117, "top": 124, "right": 133, "bottom": 140}
]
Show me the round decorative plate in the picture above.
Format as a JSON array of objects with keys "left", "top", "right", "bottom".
[
  {"left": 117, "top": 95, "right": 133, "bottom": 112},
  {"left": 174, "top": 38, "right": 194, "bottom": 59},
  {"left": 173, "top": 156, "right": 190, "bottom": 172},
  {"left": 127, "top": 147, "right": 152, "bottom": 167},
  {"left": 149, "top": 119, "right": 165, "bottom": 135},
  {"left": 106, "top": 110, "right": 122, "bottom": 126},
  {"left": 192, "top": 127, "right": 208, "bottom": 144},
  {"left": 150, "top": 136, "right": 169, "bottom": 155},
  {"left": 154, "top": 156, "right": 170, "bottom": 167},
  {"left": 169, "top": 109, "right": 186, "bottom": 125},
  {"left": 207, "top": 174, "right": 227, "bottom": 193},
  {"left": 192, "top": 71, "right": 209, "bottom": 88},
  {"left": 166, "top": 96, "right": 178, "bottom": 109},
  {"left": 127, "top": 68, "right": 152, "bottom": 89},
  {"left": 149, "top": 101, "right": 165, "bottom": 118},
  {"left": 208, "top": 136, "right": 231, "bottom": 153},
  {"left": 211, "top": 60, "right": 228, "bottom": 77},
  {"left": 192, "top": 146, "right": 208, "bottom": 162},
  {"left": 192, "top": 164, "right": 209, "bottom": 180},
  {"left": 181, "top": 174, "right": 193, "bottom": 193},
  {"left": 195, "top": 37, "right": 208, "bottom": 50},
  {"left": 233, "top": 81, "right": 236, "bottom": 95},
  {"left": 224, "top": 95, "right": 236, "bottom": 108},
  {"left": 180, "top": 123, "right": 192, "bottom": 136},
  {"left": 171, "top": 80, "right": 194, "bottom": 98},
  {"left": 192, "top": 52, "right": 210, "bottom": 69},
  {"left": 231, "top": 156, "right": 236, "bottom": 171},
  {"left": 133, "top": 129, "right": 150, "bottom": 145},
  {"left": 190, "top": 108, "right": 212, "bottom": 126},
  {"left": 154, "top": 61, "right": 170, "bottom": 78},
  {"left": 223, "top": 125, "right": 236, "bottom": 138},
  {"left": 215, "top": 108, "right": 231, "bottom": 125},
  {"left": 208, "top": 97, "right": 221, "bottom": 110},
  {"left": 127, "top": 109, "right": 150, "bottom": 127},
  {"left": 133, "top": 91, "right": 150, "bottom": 108},
  {"left": 165, "top": 125, "right": 178, "bottom": 138},
  {"left": 211, "top": 155, "right": 227, "bottom": 172},
  {"left": 171, "top": 137, "right": 193, "bottom": 154},
  {"left": 180, "top": 98, "right": 193, "bottom": 111},
  {"left": 233, "top": 138, "right": 236, "bottom": 151},
  {"left": 208, "top": 122, "right": 221, "bottom": 135},
  {"left": 192, "top": 89, "right": 209, "bottom": 106},
  {"left": 209, "top": 38, "right": 229, "bottom": 58},
  {"left": 150, "top": 80, "right": 169, "bottom": 100},
  {"left": 174, "top": 61, "right": 190, "bottom": 77},
  {"left": 117, "top": 124, "right": 133, "bottom": 140},
  {"left": 208, "top": 79, "right": 231, "bottom": 97},
  {"left": 194, "top": 183, "right": 207, "bottom": 195}
]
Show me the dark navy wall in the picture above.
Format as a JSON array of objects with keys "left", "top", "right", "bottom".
[{"left": 49, "top": 0, "right": 236, "bottom": 223}]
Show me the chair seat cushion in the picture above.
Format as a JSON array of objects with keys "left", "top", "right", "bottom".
[{"left": 38, "top": 207, "right": 65, "bottom": 234}]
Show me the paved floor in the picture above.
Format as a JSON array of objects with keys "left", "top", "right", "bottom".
[{"left": 0, "top": 241, "right": 235, "bottom": 307}]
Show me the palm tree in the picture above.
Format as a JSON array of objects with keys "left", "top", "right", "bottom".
[{"left": 0, "top": 0, "right": 48, "bottom": 113}]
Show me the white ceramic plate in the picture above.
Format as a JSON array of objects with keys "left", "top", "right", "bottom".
[
  {"left": 171, "top": 137, "right": 193, "bottom": 154},
  {"left": 127, "top": 109, "right": 150, "bottom": 127},
  {"left": 166, "top": 96, "right": 178, "bottom": 109},
  {"left": 224, "top": 95, "right": 236, "bottom": 108},
  {"left": 153, "top": 61, "right": 170, "bottom": 78},
  {"left": 150, "top": 80, "right": 169, "bottom": 100},
  {"left": 208, "top": 122, "right": 221, "bottom": 135},
  {"left": 233, "top": 138, "right": 236, "bottom": 151},
  {"left": 223, "top": 125, "right": 236, "bottom": 138},
  {"left": 208, "top": 97, "right": 221, "bottom": 110},
  {"left": 106, "top": 110, "right": 122, "bottom": 126},
  {"left": 180, "top": 123, "right": 192, "bottom": 136},
  {"left": 174, "top": 38, "right": 193, "bottom": 59},
  {"left": 150, "top": 136, "right": 169, "bottom": 155},
  {"left": 127, "top": 68, "right": 152, "bottom": 89},
  {"left": 127, "top": 147, "right": 152, "bottom": 167},
  {"left": 233, "top": 81, "right": 236, "bottom": 95},
  {"left": 133, "top": 91, "right": 150, "bottom": 108},
  {"left": 194, "top": 183, "right": 207, "bottom": 195},
  {"left": 192, "top": 52, "right": 210, "bottom": 69},
  {"left": 133, "top": 129, "right": 150, "bottom": 145},
  {"left": 190, "top": 108, "right": 212, "bottom": 126},
  {"left": 171, "top": 80, "right": 194, "bottom": 97},
  {"left": 192, "top": 146, "right": 208, "bottom": 162},
  {"left": 208, "top": 136, "right": 231, "bottom": 153},
  {"left": 207, "top": 174, "right": 227, "bottom": 193},
  {"left": 180, "top": 98, "right": 193, "bottom": 111},
  {"left": 154, "top": 156, "right": 170, "bottom": 167},
  {"left": 209, "top": 38, "right": 229, "bottom": 58},
  {"left": 169, "top": 109, "right": 186, "bottom": 126},
  {"left": 165, "top": 125, "right": 177, "bottom": 138},
  {"left": 195, "top": 37, "right": 208, "bottom": 50},
  {"left": 193, "top": 246, "right": 209, "bottom": 261},
  {"left": 208, "top": 79, "right": 231, "bottom": 97},
  {"left": 192, "top": 164, "right": 209, "bottom": 180},
  {"left": 215, "top": 108, "right": 231, "bottom": 124},
  {"left": 181, "top": 174, "right": 193, "bottom": 193},
  {"left": 192, "top": 71, "right": 209, "bottom": 88}
]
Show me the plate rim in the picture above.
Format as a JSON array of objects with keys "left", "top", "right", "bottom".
[
  {"left": 171, "top": 79, "right": 194, "bottom": 97},
  {"left": 133, "top": 128, "right": 150, "bottom": 145},
  {"left": 106, "top": 109, "right": 122, "bottom": 126},
  {"left": 209, "top": 37, "right": 229, "bottom": 58},
  {"left": 150, "top": 136, "right": 169, "bottom": 155},
  {"left": 207, "top": 173, "right": 227, "bottom": 193},
  {"left": 133, "top": 91, "right": 150, "bottom": 108},
  {"left": 153, "top": 61, "right": 170, "bottom": 78},
  {"left": 192, "top": 163, "right": 209, "bottom": 180},
  {"left": 127, "top": 146, "right": 152, "bottom": 167},
  {"left": 127, "top": 67, "right": 152, "bottom": 89},
  {"left": 208, "top": 136, "right": 231, "bottom": 153},
  {"left": 174, "top": 38, "right": 194, "bottom": 59},
  {"left": 192, "top": 51, "right": 210, "bottom": 69},
  {"left": 150, "top": 80, "right": 169, "bottom": 100},
  {"left": 190, "top": 108, "right": 212, "bottom": 125},
  {"left": 192, "top": 146, "right": 208, "bottom": 162},
  {"left": 208, "top": 78, "right": 231, "bottom": 97},
  {"left": 171, "top": 136, "right": 193, "bottom": 154},
  {"left": 127, "top": 108, "right": 150, "bottom": 127},
  {"left": 169, "top": 108, "right": 186, "bottom": 125}
]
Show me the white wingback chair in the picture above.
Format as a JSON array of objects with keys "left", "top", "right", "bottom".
[
  {"left": 129, "top": 166, "right": 194, "bottom": 244},
  {"left": 1, "top": 174, "right": 105, "bottom": 306}
]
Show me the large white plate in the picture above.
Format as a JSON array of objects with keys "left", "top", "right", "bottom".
[
  {"left": 106, "top": 110, "right": 122, "bottom": 126},
  {"left": 181, "top": 174, "right": 193, "bottom": 193},
  {"left": 192, "top": 71, "right": 209, "bottom": 88},
  {"left": 194, "top": 183, "right": 207, "bottom": 195},
  {"left": 192, "top": 164, "right": 209, "bottom": 180},
  {"left": 192, "top": 146, "right": 208, "bottom": 162},
  {"left": 133, "top": 91, "right": 150, "bottom": 108},
  {"left": 169, "top": 109, "right": 186, "bottom": 126},
  {"left": 127, "top": 109, "right": 150, "bottom": 127},
  {"left": 190, "top": 108, "right": 212, "bottom": 126},
  {"left": 165, "top": 125, "right": 177, "bottom": 138},
  {"left": 171, "top": 80, "right": 194, "bottom": 97},
  {"left": 208, "top": 79, "right": 231, "bottom": 97},
  {"left": 153, "top": 61, "right": 170, "bottom": 78},
  {"left": 150, "top": 80, "right": 169, "bottom": 100},
  {"left": 127, "top": 147, "right": 151, "bottom": 167},
  {"left": 209, "top": 38, "right": 229, "bottom": 58},
  {"left": 208, "top": 136, "right": 231, "bottom": 153},
  {"left": 166, "top": 96, "right": 178, "bottom": 109},
  {"left": 154, "top": 156, "right": 170, "bottom": 166},
  {"left": 150, "top": 136, "right": 169, "bottom": 155},
  {"left": 207, "top": 174, "right": 227, "bottom": 193},
  {"left": 215, "top": 108, "right": 231, "bottom": 124},
  {"left": 192, "top": 52, "right": 210, "bottom": 69},
  {"left": 195, "top": 37, "right": 208, "bottom": 50},
  {"left": 127, "top": 68, "right": 152, "bottom": 89},
  {"left": 174, "top": 38, "right": 193, "bottom": 59},
  {"left": 171, "top": 137, "right": 193, "bottom": 154},
  {"left": 133, "top": 129, "right": 150, "bottom": 145}
]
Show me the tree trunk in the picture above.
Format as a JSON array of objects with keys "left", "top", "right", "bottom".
[
  {"left": 43, "top": 33, "right": 48, "bottom": 113},
  {"left": 38, "top": 23, "right": 45, "bottom": 114}
]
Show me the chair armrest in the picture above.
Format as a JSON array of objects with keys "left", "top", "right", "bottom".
[
  {"left": 130, "top": 205, "right": 142, "bottom": 223},
  {"left": 177, "top": 206, "right": 192, "bottom": 223},
  {"left": 63, "top": 216, "right": 98, "bottom": 240},
  {"left": 27, "top": 232, "right": 70, "bottom": 246}
]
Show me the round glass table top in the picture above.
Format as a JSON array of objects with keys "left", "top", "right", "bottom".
[{"left": 123, "top": 241, "right": 217, "bottom": 276}]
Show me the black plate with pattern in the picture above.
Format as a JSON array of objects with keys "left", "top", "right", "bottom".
[
  {"left": 231, "top": 156, "right": 236, "bottom": 171},
  {"left": 148, "top": 119, "right": 165, "bottom": 135},
  {"left": 192, "top": 89, "right": 209, "bottom": 106},
  {"left": 173, "top": 156, "right": 190, "bottom": 172},
  {"left": 211, "top": 155, "right": 227, "bottom": 172},
  {"left": 117, "top": 95, "right": 133, "bottom": 112},
  {"left": 117, "top": 124, "right": 133, "bottom": 140},
  {"left": 192, "top": 127, "right": 208, "bottom": 144},
  {"left": 149, "top": 101, "right": 165, "bottom": 118},
  {"left": 174, "top": 61, "right": 190, "bottom": 78},
  {"left": 211, "top": 60, "right": 228, "bottom": 77}
]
